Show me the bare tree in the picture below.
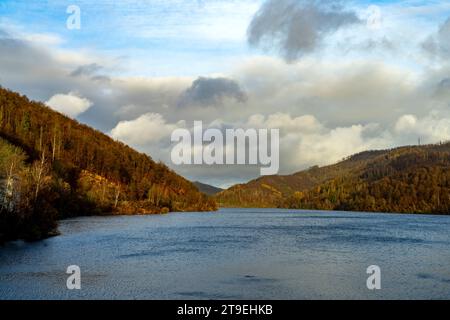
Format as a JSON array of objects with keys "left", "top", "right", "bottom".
[
  {"left": 32, "top": 150, "right": 48, "bottom": 202},
  {"left": 114, "top": 185, "right": 121, "bottom": 209},
  {"left": 38, "top": 126, "right": 43, "bottom": 152},
  {"left": 52, "top": 130, "right": 57, "bottom": 162},
  {"left": 1, "top": 151, "right": 24, "bottom": 212},
  {"left": 52, "top": 125, "right": 61, "bottom": 162}
]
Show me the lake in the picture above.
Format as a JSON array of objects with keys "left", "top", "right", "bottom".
[{"left": 1, "top": 208, "right": 450, "bottom": 300}]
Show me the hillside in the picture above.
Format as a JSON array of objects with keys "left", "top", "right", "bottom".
[
  {"left": 0, "top": 87, "right": 216, "bottom": 242},
  {"left": 193, "top": 181, "right": 223, "bottom": 196},
  {"left": 216, "top": 144, "right": 450, "bottom": 214}
]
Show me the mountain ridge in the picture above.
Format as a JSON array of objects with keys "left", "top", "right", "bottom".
[
  {"left": 193, "top": 181, "right": 224, "bottom": 196},
  {"left": 216, "top": 143, "right": 450, "bottom": 214}
]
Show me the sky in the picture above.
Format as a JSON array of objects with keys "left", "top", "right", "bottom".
[{"left": 1, "top": 0, "right": 450, "bottom": 188}]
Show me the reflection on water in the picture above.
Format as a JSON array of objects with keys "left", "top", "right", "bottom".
[{"left": 1, "top": 209, "right": 450, "bottom": 300}]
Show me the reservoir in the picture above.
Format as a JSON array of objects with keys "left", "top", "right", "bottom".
[{"left": 1, "top": 208, "right": 449, "bottom": 300}]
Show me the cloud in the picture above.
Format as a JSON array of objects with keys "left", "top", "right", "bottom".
[
  {"left": 70, "top": 63, "right": 103, "bottom": 77},
  {"left": 241, "top": 113, "right": 391, "bottom": 173},
  {"left": 291, "top": 124, "right": 390, "bottom": 169},
  {"left": 45, "top": 92, "right": 93, "bottom": 118},
  {"left": 232, "top": 56, "right": 425, "bottom": 127},
  {"left": 105, "top": 112, "right": 387, "bottom": 186},
  {"left": 21, "top": 32, "right": 63, "bottom": 46},
  {"left": 110, "top": 113, "right": 183, "bottom": 146},
  {"left": 178, "top": 77, "right": 247, "bottom": 108},
  {"left": 247, "top": 113, "right": 323, "bottom": 135},
  {"left": 422, "top": 17, "right": 450, "bottom": 58},
  {"left": 394, "top": 113, "right": 450, "bottom": 144},
  {"left": 0, "top": 27, "right": 171, "bottom": 131},
  {"left": 358, "top": 37, "right": 396, "bottom": 52},
  {"left": 0, "top": 31, "right": 56, "bottom": 75},
  {"left": 0, "top": 29, "right": 10, "bottom": 37},
  {"left": 168, "top": 110, "right": 450, "bottom": 184},
  {"left": 0, "top": 28, "right": 101, "bottom": 113},
  {"left": 395, "top": 115, "right": 417, "bottom": 133},
  {"left": 247, "top": 0, "right": 361, "bottom": 61}
]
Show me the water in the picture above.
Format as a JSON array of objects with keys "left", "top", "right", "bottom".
[{"left": 1, "top": 208, "right": 450, "bottom": 300}]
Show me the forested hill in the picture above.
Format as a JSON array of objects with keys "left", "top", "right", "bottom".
[
  {"left": 216, "top": 143, "right": 450, "bottom": 215},
  {"left": 0, "top": 87, "right": 216, "bottom": 242},
  {"left": 193, "top": 182, "right": 224, "bottom": 196}
]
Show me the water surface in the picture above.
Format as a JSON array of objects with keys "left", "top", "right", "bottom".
[{"left": 1, "top": 209, "right": 450, "bottom": 299}]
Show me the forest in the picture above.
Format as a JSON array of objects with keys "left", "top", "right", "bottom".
[
  {"left": 216, "top": 144, "right": 450, "bottom": 215},
  {"left": 0, "top": 87, "right": 216, "bottom": 243}
]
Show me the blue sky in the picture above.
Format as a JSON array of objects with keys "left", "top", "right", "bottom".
[
  {"left": 1, "top": 0, "right": 262, "bottom": 76},
  {"left": 1, "top": 0, "right": 449, "bottom": 76}
]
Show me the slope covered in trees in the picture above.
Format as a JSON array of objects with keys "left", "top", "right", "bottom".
[
  {"left": 216, "top": 144, "right": 450, "bottom": 215},
  {"left": 0, "top": 87, "right": 216, "bottom": 242},
  {"left": 193, "top": 182, "right": 223, "bottom": 196}
]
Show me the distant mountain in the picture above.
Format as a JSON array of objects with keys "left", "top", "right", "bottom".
[
  {"left": 0, "top": 87, "right": 216, "bottom": 242},
  {"left": 194, "top": 181, "right": 223, "bottom": 196},
  {"left": 216, "top": 144, "right": 450, "bottom": 215}
]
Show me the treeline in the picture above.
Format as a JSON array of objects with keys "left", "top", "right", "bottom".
[
  {"left": 0, "top": 87, "right": 216, "bottom": 242},
  {"left": 282, "top": 146, "right": 450, "bottom": 214},
  {"left": 217, "top": 143, "right": 450, "bottom": 215}
]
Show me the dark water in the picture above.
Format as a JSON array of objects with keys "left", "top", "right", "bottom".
[{"left": 1, "top": 208, "right": 450, "bottom": 300}]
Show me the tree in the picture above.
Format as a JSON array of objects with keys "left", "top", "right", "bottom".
[
  {"left": 32, "top": 150, "right": 48, "bottom": 203},
  {"left": 0, "top": 139, "right": 26, "bottom": 212}
]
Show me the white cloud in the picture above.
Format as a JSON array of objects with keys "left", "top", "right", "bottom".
[
  {"left": 0, "top": 22, "right": 63, "bottom": 46},
  {"left": 242, "top": 113, "right": 391, "bottom": 173},
  {"left": 45, "top": 92, "right": 92, "bottom": 118},
  {"left": 394, "top": 113, "right": 450, "bottom": 144},
  {"left": 110, "top": 113, "right": 184, "bottom": 146},
  {"left": 106, "top": 109, "right": 450, "bottom": 185},
  {"left": 293, "top": 124, "right": 391, "bottom": 169},
  {"left": 247, "top": 113, "right": 323, "bottom": 134},
  {"left": 395, "top": 114, "right": 417, "bottom": 132}
]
